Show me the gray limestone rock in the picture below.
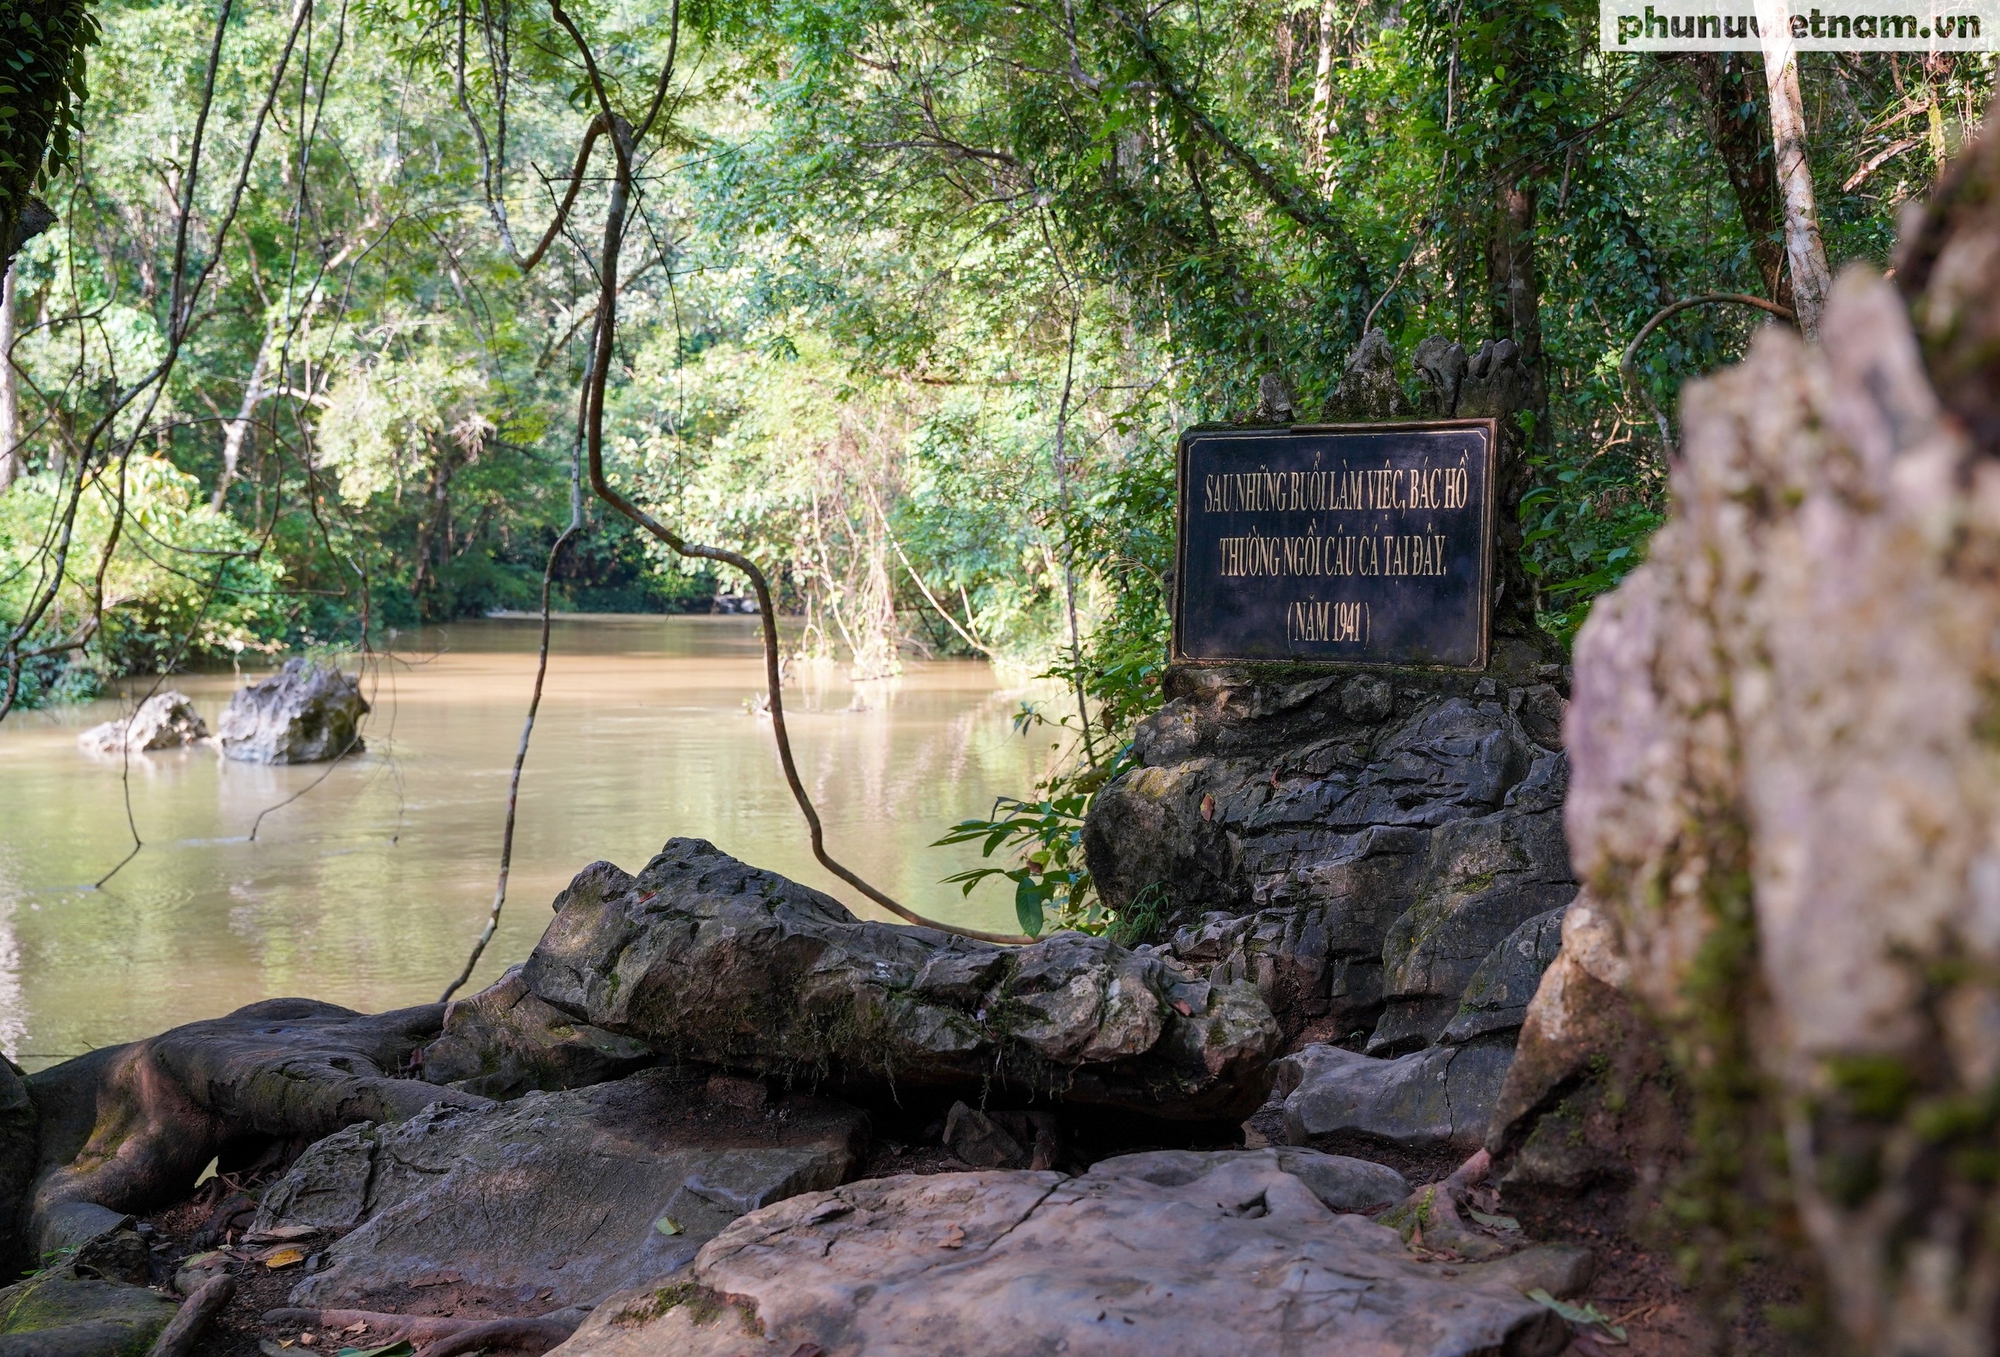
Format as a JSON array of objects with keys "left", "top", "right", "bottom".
[
  {"left": 1276, "top": 1038, "right": 1516, "bottom": 1154},
  {"left": 1088, "top": 672, "right": 1574, "bottom": 1047},
  {"left": 549, "top": 1157, "right": 1568, "bottom": 1357},
  {"left": 217, "top": 659, "right": 367, "bottom": 763},
  {"left": 420, "top": 965, "right": 653, "bottom": 1099},
  {"left": 0, "top": 1273, "right": 178, "bottom": 1357},
  {"left": 1088, "top": 1146, "right": 1410, "bottom": 1212},
  {"left": 1443, "top": 906, "right": 1568, "bottom": 1046},
  {"left": 75, "top": 692, "right": 207, "bottom": 756},
  {"left": 520, "top": 839, "right": 1279, "bottom": 1123},
  {"left": 267, "top": 1069, "right": 870, "bottom": 1312}
]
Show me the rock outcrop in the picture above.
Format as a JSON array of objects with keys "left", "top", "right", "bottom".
[
  {"left": 1091, "top": 672, "right": 1574, "bottom": 1046},
  {"left": 0, "top": 1272, "right": 179, "bottom": 1357},
  {"left": 1276, "top": 1038, "right": 1517, "bottom": 1157},
  {"left": 1084, "top": 665, "right": 1574, "bottom": 1153},
  {"left": 260, "top": 1070, "right": 870, "bottom": 1314},
  {"left": 520, "top": 839, "right": 1280, "bottom": 1124},
  {"left": 75, "top": 691, "right": 207, "bottom": 756},
  {"left": 216, "top": 659, "right": 367, "bottom": 763},
  {"left": 420, "top": 965, "right": 653, "bottom": 1099},
  {"left": 551, "top": 1152, "right": 1582, "bottom": 1357},
  {"left": 1485, "top": 219, "right": 2000, "bottom": 1346}
]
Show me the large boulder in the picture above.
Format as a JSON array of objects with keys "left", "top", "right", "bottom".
[
  {"left": 216, "top": 659, "right": 367, "bottom": 763},
  {"left": 550, "top": 1152, "right": 1580, "bottom": 1357},
  {"left": 75, "top": 691, "right": 207, "bottom": 756},
  {"left": 1089, "top": 674, "right": 1574, "bottom": 1053},
  {"left": 263, "top": 1070, "right": 870, "bottom": 1315},
  {"left": 0, "top": 1273, "right": 178, "bottom": 1357},
  {"left": 519, "top": 839, "right": 1280, "bottom": 1124}
]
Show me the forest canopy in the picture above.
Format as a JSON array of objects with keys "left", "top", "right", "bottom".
[{"left": 0, "top": 0, "right": 1984, "bottom": 725}]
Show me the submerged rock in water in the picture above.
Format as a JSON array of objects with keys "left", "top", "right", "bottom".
[
  {"left": 267, "top": 1069, "right": 869, "bottom": 1313},
  {"left": 0, "top": 1272, "right": 179, "bottom": 1357},
  {"left": 75, "top": 690, "right": 208, "bottom": 755},
  {"left": 552, "top": 1153, "right": 1571, "bottom": 1357},
  {"left": 216, "top": 658, "right": 367, "bottom": 763},
  {"left": 521, "top": 839, "right": 1280, "bottom": 1123}
]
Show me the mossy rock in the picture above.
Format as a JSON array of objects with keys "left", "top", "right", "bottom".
[{"left": 0, "top": 1273, "right": 178, "bottom": 1357}]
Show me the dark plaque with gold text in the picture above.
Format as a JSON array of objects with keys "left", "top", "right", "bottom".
[{"left": 1172, "top": 420, "right": 1497, "bottom": 668}]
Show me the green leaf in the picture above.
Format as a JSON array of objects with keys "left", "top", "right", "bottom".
[
  {"left": 336, "top": 1343, "right": 415, "bottom": 1357},
  {"left": 1525, "top": 1290, "right": 1627, "bottom": 1343},
  {"left": 1014, "top": 875, "right": 1046, "bottom": 937}
]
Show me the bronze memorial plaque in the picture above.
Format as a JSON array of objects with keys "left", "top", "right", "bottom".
[{"left": 1172, "top": 419, "right": 1498, "bottom": 668}]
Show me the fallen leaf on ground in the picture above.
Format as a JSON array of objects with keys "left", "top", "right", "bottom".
[
  {"left": 655, "top": 1216, "right": 681, "bottom": 1236},
  {"left": 263, "top": 1247, "right": 306, "bottom": 1269},
  {"left": 1467, "top": 1208, "right": 1521, "bottom": 1232},
  {"left": 244, "top": 1224, "right": 322, "bottom": 1245},
  {"left": 939, "top": 1224, "right": 966, "bottom": 1249},
  {"left": 341, "top": 1322, "right": 368, "bottom": 1336},
  {"left": 1200, "top": 794, "right": 1216, "bottom": 821}
]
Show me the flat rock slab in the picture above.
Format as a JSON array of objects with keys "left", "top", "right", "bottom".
[
  {"left": 522, "top": 839, "right": 1279, "bottom": 1122},
  {"left": 266, "top": 1069, "right": 869, "bottom": 1314},
  {"left": 0, "top": 1273, "right": 179, "bottom": 1357},
  {"left": 552, "top": 1153, "right": 1567, "bottom": 1357},
  {"left": 1276, "top": 1039, "right": 1514, "bottom": 1153}
]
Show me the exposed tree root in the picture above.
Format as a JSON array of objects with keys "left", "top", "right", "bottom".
[
  {"left": 23, "top": 999, "right": 482, "bottom": 1254},
  {"left": 147, "top": 1274, "right": 236, "bottom": 1357}
]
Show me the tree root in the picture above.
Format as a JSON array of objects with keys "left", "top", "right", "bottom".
[
  {"left": 23, "top": 999, "right": 486, "bottom": 1254},
  {"left": 148, "top": 1275, "right": 236, "bottom": 1357},
  {"left": 413, "top": 1315, "right": 583, "bottom": 1356}
]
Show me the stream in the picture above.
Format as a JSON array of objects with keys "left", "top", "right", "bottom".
[{"left": 0, "top": 616, "right": 1061, "bottom": 1071}]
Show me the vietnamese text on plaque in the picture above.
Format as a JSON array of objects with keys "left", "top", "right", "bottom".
[{"left": 1172, "top": 421, "right": 1497, "bottom": 667}]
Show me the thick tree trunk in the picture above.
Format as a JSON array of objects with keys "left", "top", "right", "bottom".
[
  {"left": 1486, "top": 178, "right": 1547, "bottom": 422},
  {"left": 0, "top": 267, "right": 17, "bottom": 493},
  {"left": 1753, "top": 1, "right": 1834, "bottom": 337},
  {"left": 1687, "top": 53, "right": 1794, "bottom": 312}
]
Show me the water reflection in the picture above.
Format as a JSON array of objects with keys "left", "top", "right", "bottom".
[{"left": 0, "top": 617, "right": 1061, "bottom": 1070}]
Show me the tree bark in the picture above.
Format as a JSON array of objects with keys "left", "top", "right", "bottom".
[
  {"left": 1311, "top": 0, "right": 1338, "bottom": 180},
  {"left": 1686, "top": 53, "right": 1793, "bottom": 312},
  {"left": 0, "top": 266, "right": 17, "bottom": 493},
  {"left": 1752, "top": 1, "right": 1833, "bottom": 338},
  {"left": 211, "top": 328, "right": 273, "bottom": 510}
]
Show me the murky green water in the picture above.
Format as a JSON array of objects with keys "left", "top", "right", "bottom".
[{"left": 0, "top": 617, "right": 1059, "bottom": 1070}]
